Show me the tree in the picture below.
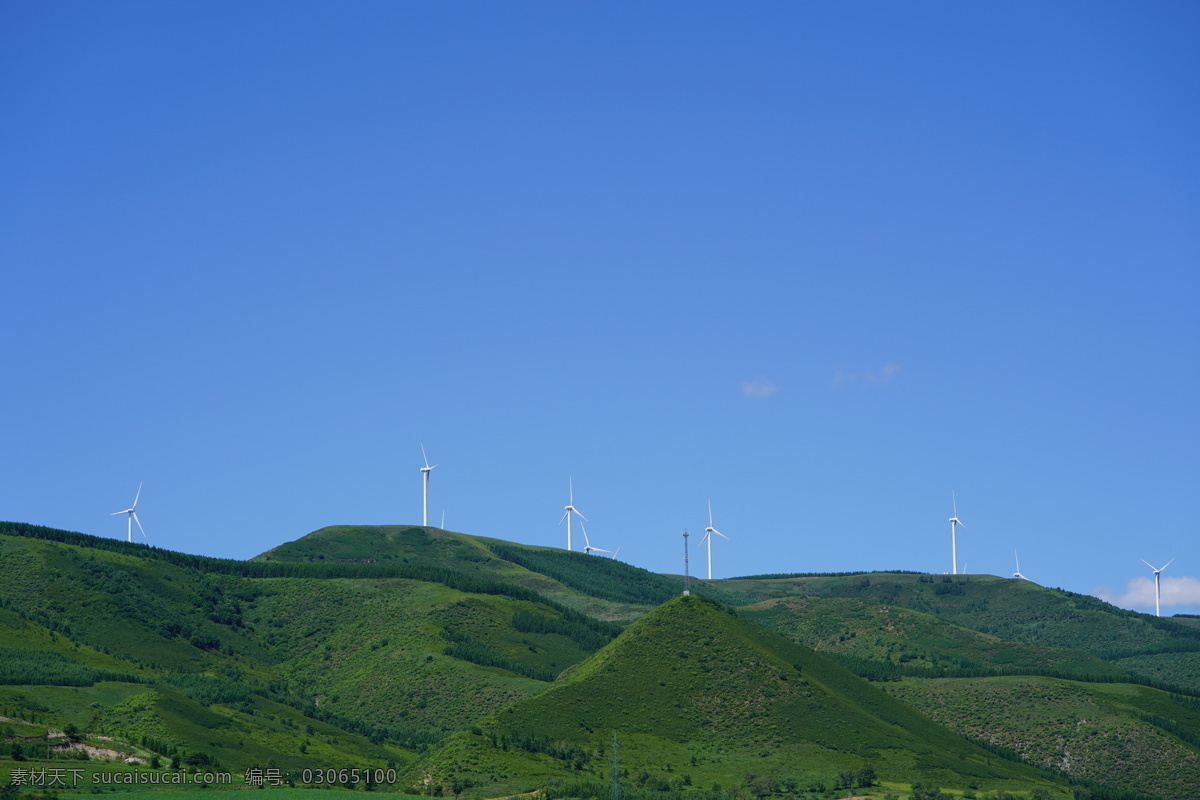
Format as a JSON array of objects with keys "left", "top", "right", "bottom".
[{"left": 910, "top": 783, "right": 949, "bottom": 800}]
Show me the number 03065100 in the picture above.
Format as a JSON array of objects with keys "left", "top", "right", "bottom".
[{"left": 301, "top": 768, "right": 398, "bottom": 785}]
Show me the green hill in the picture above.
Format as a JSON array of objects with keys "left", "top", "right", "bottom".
[
  {"left": 0, "top": 524, "right": 626, "bottom": 779},
  {"left": 885, "top": 675, "right": 1200, "bottom": 799},
  {"left": 405, "top": 595, "right": 1067, "bottom": 798},
  {"left": 722, "top": 572, "right": 1200, "bottom": 682},
  {"left": 3, "top": 520, "right": 1196, "bottom": 799},
  {"left": 256, "top": 525, "right": 678, "bottom": 623},
  {"left": 742, "top": 596, "right": 1129, "bottom": 677}
]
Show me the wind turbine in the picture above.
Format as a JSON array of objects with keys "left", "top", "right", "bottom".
[
  {"left": 1013, "top": 550, "right": 1027, "bottom": 580},
  {"left": 560, "top": 478, "right": 586, "bottom": 551},
  {"left": 419, "top": 444, "right": 439, "bottom": 527},
  {"left": 111, "top": 482, "right": 146, "bottom": 543},
  {"left": 1142, "top": 558, "right": 1174, "bottom": 617},
  {"left": 580, "top": 521, "right": 611, "bottom": 556},
  {"left": 948, "top": 492, "right": 966, "bottom": 575},
  {"left": 699, "top": 500, "right": 730, "bottom": 580}
]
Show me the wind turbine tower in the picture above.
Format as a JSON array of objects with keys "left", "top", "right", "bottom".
[
  {"left": 111, "top": 482, "right": 146, "bottom": 543},
  {"left": 560, "top": 478, "right": 587, "bottom": 551},
  {"left": 1142, "top": 558, "right": 1174, "bottom": 617},
  {"left": 948, "top": 493, "right": 966, "bottom": 575},
  {"left": 700, "top": 500, "right": 730, "bottom": 580},
  {"left": 419, "top": 444, "right": 439, "bottom": 527}
]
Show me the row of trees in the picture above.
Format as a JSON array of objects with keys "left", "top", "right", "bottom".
[
  {"left": 828, "top": 651, "right": 1200, "bottom": 699},
  {"left": 0, "top": 647, "right": 141, "bottom": 687},
  {"left": 488, "top": 543, "right": 677, "bottom": 605},
  {"left": 441, "top": 628, "right": 558, "bottom": 682},
  {"left": 511, "top": 609, "right": 612, "bottom": 651}
]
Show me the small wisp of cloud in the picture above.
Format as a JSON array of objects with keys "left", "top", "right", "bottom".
[
  {"left": 740, "top": 379, "right": 778, "bottom": 399},
  {"left": 1094, "top": 576, "right": 1200, "bottom": 611},
  {"left": 833, "top": 363, "right": 902, "bottom": 388}
]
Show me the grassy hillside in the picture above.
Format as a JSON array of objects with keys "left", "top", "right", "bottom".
[
  {"left": 3, "top": 520, "right": 1195, "bottom": 799},
  {"left": 405, "top": 595, "right": 1067, "bottom": 798},
  {"left": 242, "top": 576, "right": 606, "bottom": 736},
  {"left": 256, "top": 525, "right": 677, "bottom": 623},
  {"left": 741, "top": 596, "right": 1129, "bottom": 678},
  {"left": 886, "top": 676, "right": 1200, "bottom": 799},
  {"left": 1112, "top": 651, "right": 1200, "bottom": 689},
  {"left": 0, "top": 524, "right": 625, "bottom": 782},
  {"left": 722, "top": 572, "right": 1200, "bottom": 677}
]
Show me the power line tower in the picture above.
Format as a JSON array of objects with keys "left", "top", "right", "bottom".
[{"left": 611, "top": 733, "right": 621, "bottom": 800}]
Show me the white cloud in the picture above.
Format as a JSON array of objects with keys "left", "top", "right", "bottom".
[
  {"left": 833, "top": 362, "right": 902, "bottom": 388},
  {"left": 1093, "top": 576, "right": 1200, "bottom": 611},
  {"left": 740, "top": 380, "right": 778, "bottom": 398}
]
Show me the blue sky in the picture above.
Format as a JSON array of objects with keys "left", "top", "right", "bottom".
[{"left": 3, "top": 1, "right": 1197, "bottom": 615}]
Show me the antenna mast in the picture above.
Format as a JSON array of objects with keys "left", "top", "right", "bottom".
[{"left": 682, "top": 529, "right": 691, "bottom": 596}]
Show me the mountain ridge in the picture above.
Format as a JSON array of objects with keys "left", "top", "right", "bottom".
[{"left": 3, "top": 520, "right": 1198, "bottom": 799}]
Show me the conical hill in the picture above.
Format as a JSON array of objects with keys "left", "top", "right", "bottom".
[{"left": 406, "top": 594, "right": 1062, "bottom": 796}]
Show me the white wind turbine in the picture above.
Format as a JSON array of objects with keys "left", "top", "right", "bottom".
[
  {"left": 560, "top": 478, "right": 587, "bottom": 551},
  {"left": 948, "top": 492, "right": 966, "bottom": 575},
  {"left": 111, "top": 482, "right": 146, "bottom": 543},
  {"left": 580, "top": 521, "right": 612, "bottom": 556},
  {"left": 1142, "top": 558, "right": 1174, "bottom": 617},
  {"left": 700, "top": 500, "right": 730, "bottom": 580},
  {"left": 420, "top": 444, "right": 439, "bottom": 527},
  {"left": 1013, "top": 550, "right": 1028, "bottom": 580}
]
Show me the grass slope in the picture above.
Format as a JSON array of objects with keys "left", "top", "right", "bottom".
[
  {"left": 742, "top": 596, "right": 1128, "bottom": 677},
  {"left": 0, "top": 526, "right": 623, "bottom": 781},
  {"left": 0, "top": 678, "right": 409, "bottom": 777},
  {"left": 721, "top": 573, "right": 1200, "bottom": 679},
  {"left": 406, "top": 595, "right": 1066, "bottom": 798},
  {"left": 256, "top": 525, "right": 676, "bottom": 623},
  {"left": 885, "top": 676, "right": 1200, "bottom": 799},
  {"left": 5, "top": 520, "right": 1197, "bottom": 799},
  {"left": 243, "top": 576, "right": 599, "bottom": 736}
]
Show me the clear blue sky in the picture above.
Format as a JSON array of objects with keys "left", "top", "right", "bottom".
[{"left": 3, "top": 1, "right": 1197, "bottom": 615}]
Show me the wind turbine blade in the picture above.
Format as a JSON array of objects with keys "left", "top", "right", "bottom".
[
  {"left": 560, "top": 510, "right": 570, "bottom": 524},
  {"left": 133, "top": 513, "right": 146, "bottom": 538},
  {"left": 1162, "top": 558, "right": 1175, "bottom": 571},
  {"left": 590, "top": 547, "right": 612, "bottom": 554},
  {"left": 580, "top": 521, "right": 591, "bottom": 547},
  {"left": 569, "top": 476, "right": 574, "bottom": 505},
  {"left": 132, "top": 481, "right": 142, "bottom": 509},
  {"left": 714, "top": 529, "right": 730, "bottom": 540},
  {"left": 111, "top": 510, "right": 125, "bottom": 516},
  {"left": 699, "top": 531, "right": 711, "bottom": 545},
  {"left": 952, "top": 491, "right": 957, "bottom": 518},
  {"left": 573, "top": 508, "right": 588, "bottom": 522},
  {"left": 1142, "top": 559, "right": 1158, "bottom": 571},
  {"left": 1014, "top": 550, "right": 1020, "bottom": 573},
  {"left": 421, "top": 444, "right": 430, "bottom": 469},
  {"left": 708, "top": 499, "right": 714, "bottom": 529}
]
